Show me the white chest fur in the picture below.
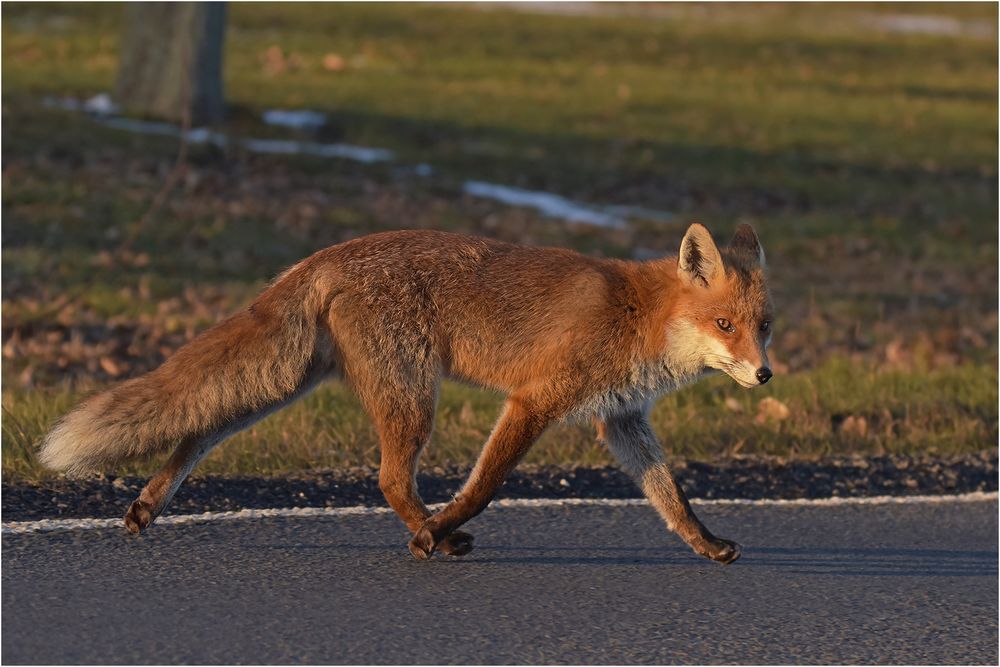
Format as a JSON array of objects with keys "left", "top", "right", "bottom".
[{"left": 569, "top": 355, "right": 708, "bottom": 422}]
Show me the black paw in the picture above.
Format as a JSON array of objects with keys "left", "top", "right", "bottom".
[{"left": 439, "top": 530, "right": 475, "bottom": 557}]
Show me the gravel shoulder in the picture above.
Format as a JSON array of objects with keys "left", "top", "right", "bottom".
[{"left": 3, "top": 452, "right": 995, "bottom": 522}]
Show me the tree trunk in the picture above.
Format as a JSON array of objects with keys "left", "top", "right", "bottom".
[{"left": 114, "top": 2, "right": 226, "bottom": 125}]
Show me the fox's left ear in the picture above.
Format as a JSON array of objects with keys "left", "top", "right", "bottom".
[{"left": 729, "top": 223, "right": 766, "bottom": 268}]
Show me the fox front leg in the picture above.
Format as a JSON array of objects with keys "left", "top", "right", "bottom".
[{"left": 596, "top": 412, "right": 742, "bottom": 564}]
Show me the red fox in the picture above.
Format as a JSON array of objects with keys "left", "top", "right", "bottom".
[{"left": 40, "top": 223, "right": 772, "bottom": 564}]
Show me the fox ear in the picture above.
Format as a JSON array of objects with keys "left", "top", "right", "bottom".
[
  {"left": 729, "top": 223, "right": 766, "bottom": 268},
  {"left": 678, "top": 223, "right": 724, "bottom": 288}
]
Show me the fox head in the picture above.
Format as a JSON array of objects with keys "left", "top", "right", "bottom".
[{"left": 668, "top": 223, "right": 774, "bottom": 388}]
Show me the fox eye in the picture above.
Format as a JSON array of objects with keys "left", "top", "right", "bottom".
[
  {"left": 760, "top": 320, "right": 771, "bottom": 333},
  {"left": 716, "top": 318, "right": 734, "bottom": 333}
]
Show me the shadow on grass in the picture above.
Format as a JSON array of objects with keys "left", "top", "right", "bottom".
[
  {"left": 6, "top": 101, "right": 997, "bottom": 245},
  {"left": 302, "top": 108, "right": 999, "bottom": 240}
]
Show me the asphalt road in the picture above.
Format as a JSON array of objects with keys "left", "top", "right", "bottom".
[{"left": 3, "top": 500, "right": 997, "bottom": 664}]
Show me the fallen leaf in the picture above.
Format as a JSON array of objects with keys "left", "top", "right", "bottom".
[
  {"left": 840, "top": 415, "right": 868, "bottom": 437},
  {"left": 99, "top": 356, "right": 122, "bottom": 377},
  {"left": 323, "top": 53, "right": 346, "bottom": 71},
  {"left": 755, "top": 397, "right": 790, "bottom": 424}
]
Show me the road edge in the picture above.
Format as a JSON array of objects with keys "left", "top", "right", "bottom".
[{"left": 3, "top": 491, "right": 997, "bottom": 535}]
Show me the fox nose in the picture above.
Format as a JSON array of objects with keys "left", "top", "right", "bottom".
[{"left": 756, "top": 367, "right": 773, "bottom": 385}]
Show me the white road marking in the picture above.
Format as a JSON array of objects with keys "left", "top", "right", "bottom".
[{"left": 2, "top": 491, "right": 995, "bottom": 535}]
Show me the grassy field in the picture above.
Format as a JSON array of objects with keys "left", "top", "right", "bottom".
[{"left": 2, "top": 2, "right": 997, "bottom": 480}]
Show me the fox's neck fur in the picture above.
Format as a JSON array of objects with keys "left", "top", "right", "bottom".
[{"left": 565, "top": 256, "right": 714, "bottom": 420}]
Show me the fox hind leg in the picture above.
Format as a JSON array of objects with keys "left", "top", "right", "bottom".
[{"left": 124, "top": 435, "right": 219, "bottom": 533}]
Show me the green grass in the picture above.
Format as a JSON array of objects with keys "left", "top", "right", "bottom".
[
  {"left": 4, "top": 3, "right": 997, "bottom": 241},
  {"left": 3, "top": 360, "right": 996, "bottom": 481},
  {"left": 1, "top": 2, "right": 996, "bottom": 479}
]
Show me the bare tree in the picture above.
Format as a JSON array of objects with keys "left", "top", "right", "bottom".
[{"left": 114, "top": 2, "right": 227, "bottom": 124}]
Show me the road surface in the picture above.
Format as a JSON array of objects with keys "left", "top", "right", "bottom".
[{"left": 3, "top": 499, "right": 997, "bottom": 664}]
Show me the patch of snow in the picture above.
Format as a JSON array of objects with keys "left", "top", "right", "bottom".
[
  {"left": 184, "top": 127, "right": 226, "bottom": 146},
  {"left": 464, "top": 180, "right": 627, "bottom": 229},
  {"left": 97, "top": 117, "right": 229, "bottom": 147},
  {"left": 96, "top": 116, "right": 391, "bottom": 162},
  {"left": 864, "top": 14, "right": 995, "bottom": 38},
  {"left": 479, "top": 2, "right": 609, "bottom": 17},
  {"left": 262, "top": 109, "right": 327, "bottom": 130},
  {"left": 301, "top": 141, "right": 394, "bottom": 163},
  {"left": 41, "top": 94, "right": 678, "bottom": 228},
  {"left": 476, "top": 4, "right": 997, "bottom": 39},
  {"left": 472, "top": 2, "right": 682, "bottom": 19},
  {"left": 98, "top": 116, "right": 183, "bottom": 137},
  {"left": 240, "top": 137, "right": 305, "bottom": 154},
  {"left": 83, "top": 92, "right": 118, "bottom": 115},
  {"left": 43, "top": 93, "right": 118, "bottom": 116},
  {"left": 242, "top": 137, "right": 393, "bottom": 163}
]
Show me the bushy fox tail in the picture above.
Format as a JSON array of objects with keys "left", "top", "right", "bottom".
[{"left": 38, "top": 271, "right": 332, "bottom": 475}]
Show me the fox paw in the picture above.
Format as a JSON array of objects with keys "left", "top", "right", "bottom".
[
  {"left": 124, "top": 499, "right": 154, "bottom": 534},
  {"left": 408, "top": 526, "right": 437, "bottom": 560},
  {"left": 438, "top": 530, "right": 475, "bottom": 557},
  {"left": 697, "top": 537, "right": 742, "bottom": 565}
]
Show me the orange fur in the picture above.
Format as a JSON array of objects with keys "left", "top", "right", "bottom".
[{"left": 40, "top": 224, "right": 773, "bottom": 563}]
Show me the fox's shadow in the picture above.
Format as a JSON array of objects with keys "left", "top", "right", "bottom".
[
  {"left": 250, "top": 541, "right": 998, "bottom": 577},
  {"left": 461, "top": 545, "right": 999, "bottom": 577}
]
